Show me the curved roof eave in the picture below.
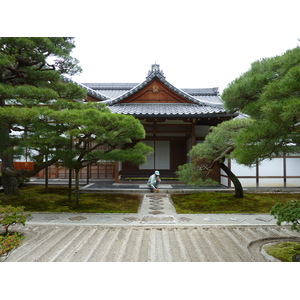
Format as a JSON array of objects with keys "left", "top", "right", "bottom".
[{"left": 61, "top": 75, "right": 109, "bottom": 101}]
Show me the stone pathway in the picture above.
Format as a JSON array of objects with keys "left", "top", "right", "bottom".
[{"left": 139, "top": 193, "right": 177, "bottom": 224}]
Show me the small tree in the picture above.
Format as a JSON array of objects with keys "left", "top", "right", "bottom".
[
  {"left": 0, "top": 205, "right": 31, "bottom": 235},
  {"left": 183, "top": 118, "right": 250, "bottom": 198},
  {"left": 46, "top": 101, "right": 153, "bottom": 205}
]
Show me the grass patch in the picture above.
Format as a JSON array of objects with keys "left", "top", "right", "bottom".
[
  {"left": 171, "top": 192, "right": 300, "bottom": 214},
  {"left": 0, "top": 186, "right": 141, "bottom": 213},
  {"left": 264, "top": 242, "right": 300, "bottom": 262}
]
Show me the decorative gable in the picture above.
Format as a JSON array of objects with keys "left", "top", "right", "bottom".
[{"left": 119, "top": 78, "right": 191, "bottom": 104}]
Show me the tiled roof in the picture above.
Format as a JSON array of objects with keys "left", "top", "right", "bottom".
[
  {"left": 181, "top": 87, "right": 219, "bottom": 95},
  {"left": 61, "top": 76, "right": 109, "bottom": 101},
  {"left": 108, "top": 103, "right": 227, "bottom": 117},
  {"left": 101, "top": 65, "right": 223, "bottom": 108},
  {"left": 192, "top": 95, "right": 224, "bottom": 106},
  {"left": 83, "top": 83, "right": 139, "bottom": 90},
  {"left": 66, "top": 65, "right": 229, "bottom": 117}
]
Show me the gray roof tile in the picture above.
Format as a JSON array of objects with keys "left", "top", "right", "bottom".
[
  {"left": 109, "top": 103, "right": 227, "bottom": 117},
  {"left": 61, "top": 76, "right": 109, "bottom": 101}
]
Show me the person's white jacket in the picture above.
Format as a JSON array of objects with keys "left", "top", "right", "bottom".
[{"left": 147, "top": 174, "right": 161, "bottom": 189}]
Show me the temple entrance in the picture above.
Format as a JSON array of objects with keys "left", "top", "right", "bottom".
[{"left": 140, "top": 140, "right": 170, "bottom": 170}]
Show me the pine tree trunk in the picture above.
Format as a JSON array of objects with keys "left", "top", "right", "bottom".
[
  {"left": 75, "top": 169, "right": 80, "bottom": 206},
  {"left": 1, "top": 153, "right": 20, "bottom": 196},
  {"left": 45, "top": 166, "right": 49, "bottom": 193},
  {"left": 68, "top": 168, "right": 72, "bottom": 202},
  {"left": 0, "top": 117, "right": 20, "bottom": 196},
  {"left": 217, "top": 161, "right": 244, "bottom": 198},
  {"left": 1, "top": 174, "right": 19, "bottom": 195}
]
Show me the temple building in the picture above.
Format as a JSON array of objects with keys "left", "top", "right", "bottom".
[
  {"left": 14, "top": 64, "right": 300, "bottom": 188},
  {"left": 78, "top": 64, "right": 236, "bottom": 182}
]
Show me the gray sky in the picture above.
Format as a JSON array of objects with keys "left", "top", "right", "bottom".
[
  {"left": 2, "top": 0, "right": 300, "bottom": 94},
  {"left": 69, "top": 0, "right": 299, "bottom": 93}
]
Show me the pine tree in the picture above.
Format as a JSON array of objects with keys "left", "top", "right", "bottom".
[
  {"left": 222, "top": 46, "right": 300, "bottom": 165},
  {"left": 0, "top": 38, "right": 85, "bottom": 195}
]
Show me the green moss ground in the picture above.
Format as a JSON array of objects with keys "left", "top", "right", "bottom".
[
  {"left": 264, "top": 242, "right": 300, "bottom": 262},
  {"left": 0, "top": 186, "right": 141, "bottom": 213},
  {"left": 171, "top": 192, "right": 300, "bottom": 214}
]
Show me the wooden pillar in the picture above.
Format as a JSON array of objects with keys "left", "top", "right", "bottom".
[
  {"left": 153, "top": 120, "right": 157, "bottom": 169},
  {"left": 86, "top": 165, "right": 90, "bottom": 184},
  {"left": 256, "top": 158, "right": 259, "bottom": 188},
  {"left": 191, "top": 118, "right": 196, "bottom": 146},
  {"left": 114, "top": 161, "right": 119, "bottom": 182},
  {"left": 283, "top": 154, "right": 287, "bottom": 187}
]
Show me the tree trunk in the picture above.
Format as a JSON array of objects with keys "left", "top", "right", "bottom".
[
  {"left": 217, "top": 161, "right": 244, "bottom": 198},
  {"left": 0, "top": 118, "right": 20, "bottom": 196},
  {"left": 75, "top": 169, "right": 80, "bottom": 206},
  {"left": 68, "top": 168, "right": 72, "bottom": 202},
  {"left": 45, "top": 165, "right": 49, "bottom": 193},
  {"left": 1, "top": 172, "right": 20, "bottom": 196}
]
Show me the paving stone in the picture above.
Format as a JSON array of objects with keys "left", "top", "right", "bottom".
[
  {"left": 42, "top": 216, "right": 61, "bottom": 221},
  {"left": 141, "top": 215, "right": 176, "bottom": 224},
  {"left": 148, "top": 211, "right": 165, "bottom": 215},
  {"left": 255, "top": 216, "right": 273, "bottom": 222},
  {"left": 149, "top": 206, "right": 164, "bottom": 210},
  {"left": 179, "top": 217, "right": 192, "bottom": 222},
  {"left": 97, "top": 216, "right": 112, "bottom": 220},
  {"left": 123, "top": 217, "right": 141, "bottom": 222},
  {"left": 203, "top": 216, "right": 220, "bottom": 222},
  {"left": 229, "top": 217, "right": 245, "bottom": 223},
  {"left": 68, "top": 216, "right": 87, "bottom": 221}
]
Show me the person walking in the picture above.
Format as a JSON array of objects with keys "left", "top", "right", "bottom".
[{"left": 147, "top": 170, "right": 161, "bottom": 193}]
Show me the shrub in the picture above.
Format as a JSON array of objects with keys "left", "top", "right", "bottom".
[
  {"left": 0, "top": 205, "right": 32, "bottom": 235},
  {"left": 0, "top": 232, "right": 24, "bottom": 256},
  {"left": 176, "top": 163, "right": 218, "bottom": 187},
  {"left": 270, "top": 200, "right": 300, "bottom": 232}
]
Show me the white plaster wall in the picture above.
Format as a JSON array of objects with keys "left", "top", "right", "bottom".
[
  {"left": 259, "top": 178, "right": 284, "bottom": 187},
  {"left": 231, "top": 160, "right": 256, "bottom": 176},
  {"left": 286, "top": 157, "right": 300, "bottom": 176},
  {"left": 220, "top": 175, "right": 228, "bottom": 186},
  {"left": 239, "top": 178, "right": 257, "bottom": 187},
  {"left": 258, "top": 158, "right": 283, "bottom": 176},
  {"left": 223, "top": 157, "right": 300, "bottom": 187},
  {"left": 286, "top": 178, "right": 300, "bottom": 187}
]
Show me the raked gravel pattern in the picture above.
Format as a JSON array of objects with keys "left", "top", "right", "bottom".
[{"left": 4, "top": 224, "right": 300, "bottom": 262}]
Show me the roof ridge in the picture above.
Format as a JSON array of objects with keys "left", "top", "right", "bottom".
[
  {"left": 103, "top": 65, "right": 222, "bottom": 108},
  {"left": 83, "top": 83, "right": 139, "bottom": 90}
]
